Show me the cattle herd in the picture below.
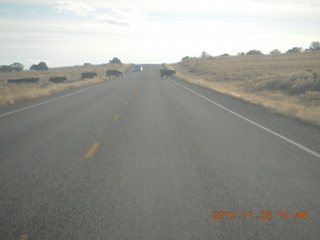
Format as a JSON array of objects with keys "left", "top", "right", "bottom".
[
  {"left": 6, "top": 69, "right": 124, "bottom": 84},
  {"left": 6, "top": 68, "right": 176, "bottom": 84}
]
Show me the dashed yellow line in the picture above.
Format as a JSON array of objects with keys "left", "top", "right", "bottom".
[
  {"left": 124, "top": 101, "right": 129, "bottom": 105},
  {"left": 134, "top": 79, "right": 144, "bottom": 96},
  {"left": 113, "top": 114, "right": 120, "bottom": 120},
  {"left": 19, "top": 235, "right": 29, "bottom": 240},
  {"left": 85, "top": 142, "right": 100, "bottom": 158}
]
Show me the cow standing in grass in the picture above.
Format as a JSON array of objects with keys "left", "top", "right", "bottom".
[
  {"left": 49, "top": 76, "right": 67, "bottom": 83},
  {"left": 8, "top": 78, "right": 39, "bottom": 83},
  {"left": 106, "top": 69, "right": 123, "bottom": 79},
  {"left": 81, "top": 72, "right": 97, "bottom": 79}
]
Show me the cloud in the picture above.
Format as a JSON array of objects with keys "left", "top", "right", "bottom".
[
  {"left": 0, "top": 9, "right": 12, "bottom": 12},
  {"left": 53, "top": 0, "right": 150, "bottom": 26},
  {"left": 1, "top": 0, "right": 319, "bottom": 67},
  {"left": 55, "top": 0, "right": 96, "bottom": 17}
]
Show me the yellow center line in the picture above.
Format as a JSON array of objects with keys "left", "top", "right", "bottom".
[
  {"left": 134, "top": 79, "right": 144, "bottom": 97},
  {"left": 85, "top": 142, "right": 100, "bottom": 158},
  {"left": 19, "top": 235, "right": 29, "bottom": 240},
  {"left": 113, "top": 114, "right": 120, "bottom": 120},
  {"left": 124, "top": 101, "right": 128, "bottom": 105}
]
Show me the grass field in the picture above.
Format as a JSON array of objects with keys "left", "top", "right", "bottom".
[
  {"left": 0, "top": 63, "right": 131, "bottom": 107},
  {"left": 167, "top": 51, "right": 320, "bottom": 126}
]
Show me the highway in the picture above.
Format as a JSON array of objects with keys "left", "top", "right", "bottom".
[{"left": 1, "top": 64, "right": 320, "bottom": 239}]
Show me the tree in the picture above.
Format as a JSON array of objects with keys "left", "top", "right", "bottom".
[
  {"left": 0, "top": 62, "right": 24, "bottom": 72},
  {"left": 237, "top": 52, "right": 245, "bottom": 56},
  {"left": 201, "top": 51, "right": 210, "bottom": 58},
  {"left": 0, "top": 65, "right": 11, "bottom": 72},
  {"left": 270, "top": 49, "right": 281, "bottom": 55},
  {"left": 286, "top": 47, "right": 302, "bottom": 53},
  {"left": 109, "top": 57, "right": 121, "bottom": 64},
  {"left": 30, "top": 62, "right": 49, "bottom": 70},
  {"left": 310, "top": 41, "right": 320, "bottom": 51},
  {"left": 181, "top": 56, "right": 190, "bottom": 61},
  {"left": 246, "top": 50, "right": 263, "bottom": 55}
]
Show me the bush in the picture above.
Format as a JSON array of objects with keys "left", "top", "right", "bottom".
[
  {"left": 201, "top": 51, "right": 210, "bottom": 58},
  {"left": 310, "top": 41, "right": 320, "bottom": 51},
  {"left": 0, "top": 62, "right": 24, "bottom": 72},
  {"left": 30, "top": 62, "right": 49, "bottom": 70},
  {"left": 246, "top": 50, "right": 263, "bottom": 55},
  {"left": 286, "top": 47, "right": 302, "bottom": 53},
  {"left": 181, "top": 56, "right": 190, "bottom": 61},
  {"left": 109, "top": 57, "right": 121, "bottom": 64},
  {"left": 270, "top": 49, "right": 281, "bottom": 55}
]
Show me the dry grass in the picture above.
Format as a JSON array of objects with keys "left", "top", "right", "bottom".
[
  {"left": 0, "top": 63, "right": 132, "bottom": 107},
  {"left": 167, "top": 51, "right": 320, "bottom": 126}
]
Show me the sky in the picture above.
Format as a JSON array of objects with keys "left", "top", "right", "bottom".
[{"left": 0, "top": 0, "right": 320, "bottom": 68}]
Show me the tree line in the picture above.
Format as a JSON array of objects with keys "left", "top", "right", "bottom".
[
  {"left": 182, "top": 41, "right": 320, "bottom": 61},
  {"left": 0, "top": 61, "right": 49, "bottom": 73},
  {"left": 1, "top": 57, "right": 122, "bottom": 73}
]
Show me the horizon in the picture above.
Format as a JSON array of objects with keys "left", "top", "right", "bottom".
[{"left": 1, "top": 0, "right": 320, "bottom": 68}]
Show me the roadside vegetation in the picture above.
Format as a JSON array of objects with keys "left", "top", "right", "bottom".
[
  {"left": 0, "top": 61, "right": 131, "bottom": 107},
  {"left": 167, "top": 50, "right": 320, "bottom": 126}
]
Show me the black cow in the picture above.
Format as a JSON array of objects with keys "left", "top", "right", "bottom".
[
  {"left": 106, "top": 69, "right": 123, "bottom": 79},
  {"left": 159, "top": 69, "right": 176, "bottom": 79},
  {"left": 49, "top": 76, "right": 67, "bottom": 83},
  {"left": 8, "top": 78, "right": 39, "bottom": 84},
  {"left": 81, "top": 72, "right": 97, "bottom": 79}
]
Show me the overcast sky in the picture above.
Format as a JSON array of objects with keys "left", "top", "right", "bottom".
[{"left": 1, "top": 0, "right": 319, "bottom": 68}]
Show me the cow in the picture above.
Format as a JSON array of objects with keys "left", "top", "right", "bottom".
[
  {"left": 159, "top": 69, "right": 176, "bottom": 79},
  {"left": 81, "top": 72, "right": 97, "bottom": 79},
  {"left": 106, "top": 69, "right": 123, "bottom": 79},
  {"left": 49, "top": 76, "right": 67, "bottom": 83},
  {"left": 8, "top": 78, "right": 39, "bottom": 84}
]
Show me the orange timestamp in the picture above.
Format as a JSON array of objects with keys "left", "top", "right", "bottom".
[{"left": 212, "top": 210, "right": 308, "bottom": 220}]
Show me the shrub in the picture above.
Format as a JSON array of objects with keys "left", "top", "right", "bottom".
[
  {"left": 201, "top": 51, "right": 210, "bottom": 58},
  {"left": 310, "top": 41, "right": 320, "bottom": 51},
  {"left": 109, "top": 57, "right": 121, "bottom": 64},
  {"left": 0, "top": 62, "right": 24, "bottom": 72},
  {"left": 286, "top": 47, "right": 302, "bottom": 53},
  {"left": 181, "top": 56, "right": 190, "bottom": 61},
  {"left": 30, "top": 62, "right": 49, "bottom": 70},
  {"left": 270, "top": 49, "right": 281, "bottom": 55},
  {"left": 246, "top": 50, "right": 263, "bottom": 55}
]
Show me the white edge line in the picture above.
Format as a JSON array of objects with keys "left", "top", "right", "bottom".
[
  {"left": 170, "top": 79, "right": 320, "bottom": 159},
  {"left": 0, "top": 80, "right": 113, "bottom": 118}
]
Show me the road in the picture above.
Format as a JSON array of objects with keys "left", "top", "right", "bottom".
[{"left": 1, "top": 64, "right": 320, "bottom": 240}]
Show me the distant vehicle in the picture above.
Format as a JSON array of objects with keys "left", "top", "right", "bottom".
[{"left": 133, "top": 65, "right": 143, "bottom": 72}]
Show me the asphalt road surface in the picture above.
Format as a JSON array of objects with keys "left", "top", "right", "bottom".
[{"left": 1, "top": 64, "right": 320, "bottom": 240}]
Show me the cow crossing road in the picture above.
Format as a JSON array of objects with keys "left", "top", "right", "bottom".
[{"left": 1, "top": 65, "right": 320, "bottom": 240}]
